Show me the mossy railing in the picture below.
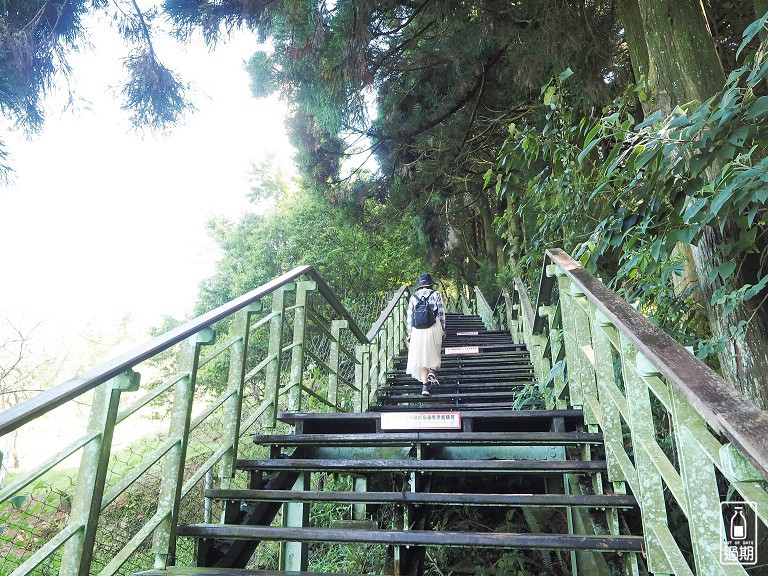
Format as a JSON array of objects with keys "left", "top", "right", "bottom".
[
  {"left": 0, "top": 267, "right": 408, "bottom": 576},
  {"left": 496, "top": 248, "right": 768, "bottom": 575}
]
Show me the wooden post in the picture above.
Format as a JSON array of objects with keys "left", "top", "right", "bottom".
[
  {"left": 60, "top": 371, "right": 140, "bottom": 576},
  {"left": 288, "top": 281, "right": 316, "bottom": 412},
  {"left": 152, "top": 328, "right": 215, "bottom": 568}
]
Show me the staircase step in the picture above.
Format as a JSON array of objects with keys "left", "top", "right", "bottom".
[
  {"left": 252, "top": 431, "right": 603, "bottom": 446},
  {"left": 276, "top": 409, "right": 586, "bottom": 433},
  {"left": 136, "top": 570, "right": 359, "bottom": 576},
  {"left": 379, "top": 382, "right": 534, "bottom": 392},
  {"left": 377, "top": 392, "right": 525, "bottom": 404},
  {"left": 176, "top": 525, "right": 643, "bottom": 552},
  {"left": 236, "top": 458, "right": 606, "bottom": 474},
  {"left": 371, "top": 402, "right": 544, "bottom": 411},
  {"left": 206, "top": 489, "right": 638, "bottom": 508}
]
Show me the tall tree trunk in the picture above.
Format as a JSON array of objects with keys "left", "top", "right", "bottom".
[
  {"left": 477, "top": 198, "right": 502, "bottom": 269},
  {"left": 628, "top": 0, "right": 768, "bottom": 408}
]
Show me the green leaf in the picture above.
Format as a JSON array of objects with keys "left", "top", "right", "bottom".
[
  {"left": 677, "top": 227, "right": 698, "bottom": 245},
  {"left": 483, "top": 168, "right": 493, "bottom": 188},
  {"left": 689, "top": 153, "right": 712, "bottom": 177},
  {"left": 744, "top": 96, "right": 768, "bottom": 120},
  {"left": 582, "top": 124, "right": 601, "bottom": 149},
  {"left": 728, "top": 126, "right": 750, "bottom": 147},
  {"left": 577, "top": 138, "right": 600, "bottom": 164},
  {"left": 710, "top": 186, "right": 735, "bottom": 218},
  {"left": 716, "top": 259, "right": 737, "bottom": 282},
  {"left": 737, "top": 12, "right": 768, "bottom": 60},
  {"left": 745, "top": 274, "right": 768, "bottom": 300},
  {"left": 10, "top": 495, "right": 26, "bottom": 509},
  {"left": 543, "top": 85, "right": 557, "bottom": 106},
  {"left": 650, "top": 238, "right": 662, "bottom": 261},
  {"left": 558, "top": 67, "right": 574, "bottom": 82},
  {"left": 683, "top": 197, "right": 708, "bottom": 223}
]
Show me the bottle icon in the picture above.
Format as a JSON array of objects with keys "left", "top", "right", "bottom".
[{"left": 730, "top": 505, "right": 747, "bottom": 540}]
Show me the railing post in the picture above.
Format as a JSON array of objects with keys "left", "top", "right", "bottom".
[
  {"left": 153, "top": 328, "right": 215, "bottom": 569},
  {"left": 362, "top": 344, "right": 372, "bottom": 411},
  {"left": 554, "top": 270, "right": 584, "bottom": 408},
  {"left": 219, "top": 302, "right": 262, "bottom": 489},
  {"left": 329, "top": 320, "right": 348, "bottom": 410},
  {"left": 386, "top": 314, "right": 396, "bottom": 374},
  {"left": 661, "top": 357, "right": 722, "bottom": 574},
  {"left": 619, "top": 336, "right": 673, "bottom": 574},
  {"left": 280, "top": 472, "right": 310, "bottom": 571},
  {"left": 571, "top": 294, "right": 599, "bottom": 428},
  {"left": 264, "top": 284, "right": 294, "bottom": 430},
  {"left": 355, "top": 345, "right": 365, "bottom": 411},
  {"left": 60, "top": 370, "right": 140, "bottom": 576},
  {"left": 396, "top": 295, "right": 407, "bottom": 351},
  {"left": 369, "top": 337, "right": 380, "bottom": 402},
  {"left": 590, "top": 311, "right": 627, "bottom": 487},
  {"left": 289, "top": 281, "right": 316, "bottom": 412}
]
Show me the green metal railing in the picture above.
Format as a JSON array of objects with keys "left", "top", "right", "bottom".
[
  {"left": 497, "top": 248, "right": 768, "bottom": 575},
  {"left": 0, "top": 267, "right": 408, "bottom": 576}
]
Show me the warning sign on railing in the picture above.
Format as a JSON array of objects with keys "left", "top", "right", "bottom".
[{"left": 380, "top": 412, "right": 461, "bottom": 430}]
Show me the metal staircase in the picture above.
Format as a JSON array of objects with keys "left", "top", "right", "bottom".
[
  {"left": 2, "top": 254, "right": 766, "bottom": 576},
  {"left": 137, "top": 312, "right": 644, "bottom": 575}
]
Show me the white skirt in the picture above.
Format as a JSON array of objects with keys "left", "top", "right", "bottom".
[{"left": 406, "top": 321, "right": 444, "bottom": 381}]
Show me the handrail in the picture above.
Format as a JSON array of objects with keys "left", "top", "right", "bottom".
[
  {"left": 542, "top": 248, "right": 768, "bottom": 479},
  {"left": 513, "top": 277, "right": 535, "bottom": 329},
  {"left": 366, "top": 286, "right": 408, "bottom": 341},
  {"left": 498, "top": 248, "right": 768, "bottom": 575},
  {"left": 0, "top": 265, "right": 368, "bottom": 437},
  {"left": 0, "top": 264, "right": 398, "bottom": 576}
]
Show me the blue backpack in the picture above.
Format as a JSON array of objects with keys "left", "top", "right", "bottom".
[{"left": 412, "top": 290, "right": 436, "bottom": 329}]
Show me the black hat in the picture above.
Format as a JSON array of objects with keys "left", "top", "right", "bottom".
[{"left": 417, "top": 273, "right": 434, "bottom": 287}]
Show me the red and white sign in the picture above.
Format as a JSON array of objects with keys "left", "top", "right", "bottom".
[{"left": 381, "top": 412, "right": 461, "bottom": 430}]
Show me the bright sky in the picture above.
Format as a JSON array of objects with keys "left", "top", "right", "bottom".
[{"left": 0, "top": 14, "right": 294, "bottom": 343}]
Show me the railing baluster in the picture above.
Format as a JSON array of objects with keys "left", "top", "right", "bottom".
[
  {"left": 288, "top": 282, "right": 316, "bottom": 412},
  {"left": 663, "top": 361, "right": 723, "bottom": 574},
  {"left": 264, "top": 284, "right": 293, "bottom": 430},
  {"left": 329, "top": 320, "right": 348, "bottom": 410},
  {"left": 620, "top": 336, "right": 672, "bottom": 574},
  {"left": 60, "top": 370, "right": 140, "bottom": 576},
  {"left": 219, "top": 303, "right": 262, "bottom": 490},
  {"left": 152, "top": 328, "right": 215, "bottom": 568}
]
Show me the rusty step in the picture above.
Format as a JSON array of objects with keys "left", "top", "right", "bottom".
[
  {"left": 379, "top": 381, "right": 534, "bottom": 392},
  {"left": 136, "top": 569, "right": 364, "bottom": 576},
  {"left": 387, "top": 369, "right": 535, "bottom": 381},
  {"left": 377, "top": 391, "right": 524, "bottom": 404},
  {"left": 176, "top": 525, "right": 643, "bottom": 552},
  {"left": 276, "top": 409, "right": 585, "bottom": 433},
  {"left": 206, "top": 489, "right": 638, "bottom": 509},
  {"left": 371, "top": 402, "right": 544, "bottom": 412},
  {"left": 235, "top": 458, "right": 606, "bottom": 474},
  {"left": 251, "top": 431, "right": 603, "bottom": 446}
]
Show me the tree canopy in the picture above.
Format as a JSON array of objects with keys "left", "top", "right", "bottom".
[{"left": 3, "top": 0, "right": 768, "bottom": 405}]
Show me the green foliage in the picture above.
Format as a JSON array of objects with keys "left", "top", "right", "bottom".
[
  {"left": 493, "top": 16, "right": 768, "bottom": 359},
  {"left": 196, "top": 157, "right": 423, "bottom": 314},
  {"left": 246, "top": 51, "right": 278, "bottom": 99},
  {"left": 121, "top": 48, "right": 194, "bottom": 130},
  {"left": 0, "top": 0, "right": 194, "bottom": 177}
]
